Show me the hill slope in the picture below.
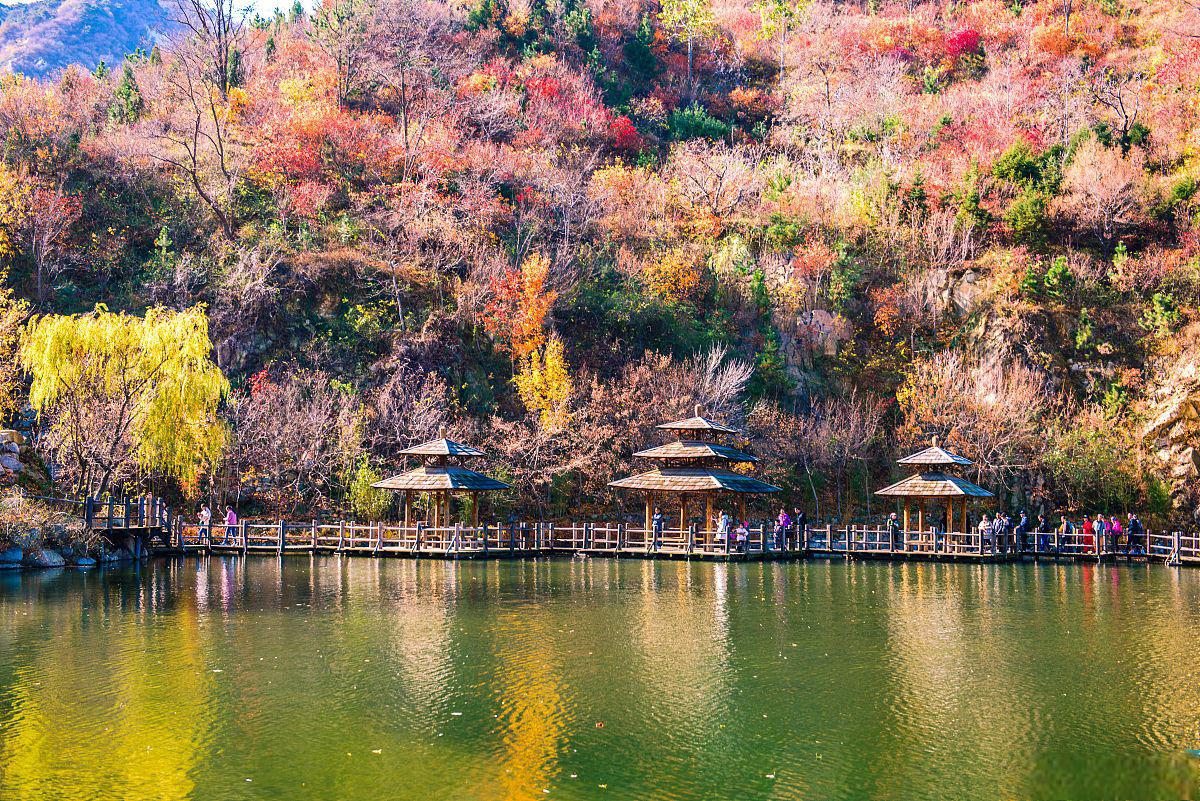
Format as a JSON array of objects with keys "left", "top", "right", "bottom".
[{"left": 0, "top": 0, "right": 169, "bottom": 76}]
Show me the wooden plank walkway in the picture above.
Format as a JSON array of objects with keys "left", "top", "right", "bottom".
[{"left": 28, "top": 494, "right": 1200, "bottom": 567}]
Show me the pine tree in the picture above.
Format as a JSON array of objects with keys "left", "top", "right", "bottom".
[{"left": 110, "top": 64, "right": 144, "bottom": 124}]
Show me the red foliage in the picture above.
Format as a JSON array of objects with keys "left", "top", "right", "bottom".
[
  {"left": 609, "top": 115, "right": 643, "bottom": 152},
  {"left": 946, "top": 29, "right": 983, "bottom": 60}
]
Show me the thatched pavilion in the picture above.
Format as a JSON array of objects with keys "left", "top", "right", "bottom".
[
  {"left": 608, "top": 407, "right": 780, "bottom": 541},
  {"left": 875, "top": 441, "right": 993, "bottom": 535},
  {"left": 372, "top": 438, "right": 509, "bottom": 528}
]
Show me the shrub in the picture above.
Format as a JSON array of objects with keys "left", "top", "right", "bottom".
[
  {"left": 1004, "top": 190, "right": 1050, "bottom": 246},
  {"left": 669, "top": 103, "right": 730, "bottom": 141}
]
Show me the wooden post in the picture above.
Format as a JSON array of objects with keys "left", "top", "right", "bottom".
[
  {"left": 902, "top": 500, "right": 910, "bottom": 539},
  {"left": 241, "top": 520, "right": 248, "bottom": 555},
  {"left": 311, "top": 520, "right": 317, "bottom": 552},
  {"left": 337, "top": 520, "right": 345, "bottom": 553},
  {"left": 84, "top": 497, "right": 95, "bottom": 529},
  {"left": 687, "top": 523, "right": 695, "bottom": 554},
  {"left": 644, "top": 495, "right": 652, "bottom": 538},
  {"left": 278, "top": 519, "right": 285, "bottom": 555},
  {"left": 705, "top": 495, "right": 714, "bottom": 545},
  {"left": 415, "top": 522, "right": 424, "bottom": 552},
  {"left": 617, "top": 522, "right": 626, "bottom": 551}
]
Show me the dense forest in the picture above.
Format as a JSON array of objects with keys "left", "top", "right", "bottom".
[{"left": 0, "top": 0, "right": 1198, "bottom": 525}]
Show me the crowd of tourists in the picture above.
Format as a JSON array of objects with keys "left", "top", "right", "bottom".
[{"left": 873, "top": 509, "right": 1149, "bottom": 554}]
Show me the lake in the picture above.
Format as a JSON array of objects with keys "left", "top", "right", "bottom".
[{"left": 1, "top": 556, "right": 1199, "bottom": 800}]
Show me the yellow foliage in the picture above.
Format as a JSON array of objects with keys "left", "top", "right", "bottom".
[
  {"left": 643, "top": 247, "right": 704, "bottom": 303},
  {"left": 0, "top": 164, "right": 29, "bottom": 261},
  {"left": 19, "top": 305, "right": 230, "bottom": 493},
  {"left": 514, "top": 335, "right": 572, "bottom": 431},
  {"left": 0, "top": 289, "right": 27, "bottom": 421}
]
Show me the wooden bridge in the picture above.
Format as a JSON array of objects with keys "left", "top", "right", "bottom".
[
  {"left": 31, "top": 494, "right": 1200, "bottom": 567},
  {"left": 163, "top": 518, "right": 1200, "bottom": 566}
]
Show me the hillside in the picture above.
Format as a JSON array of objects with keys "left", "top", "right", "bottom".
[
  {"left": 0, "top": 0, "right": 1198, "bottom": 524},
  {"left": 0, "top": 0, "right": 168, "bottom": 76}
]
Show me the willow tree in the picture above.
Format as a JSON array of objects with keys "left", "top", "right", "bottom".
[{"left": 20, "top": 305, "right": 229, "bottom": 497}]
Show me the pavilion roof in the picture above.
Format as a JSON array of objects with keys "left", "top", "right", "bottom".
[
  {"left": 633, "top": 440, "right": 758, "bottom": 462},
  {"left": 655, "top": 405, "right": 741, "bottom": 435},
  {"left": 875, "top": 472, "right": 993, "bottom": 498},
  {"left": 372, "top": 465, "right": 509, "bottom": 492},
  {"left": 398, "top": 438, "right": 487, "bottom": 458},
  {"left": 608, "top": 467, "right": 780, "bottom": 494},
  {"left": 897, "top": 445, "right": 973, "bottom": 467}
]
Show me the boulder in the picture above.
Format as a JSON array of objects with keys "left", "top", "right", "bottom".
[
  {"left": 74, "top": 556, "right": 96, "bottom": 567},
  {"left": 0, "top": 429, "right": 24, "bottom": 445},
  {"left": 0, "top": 546, "right": 21, "bottom": 564},
  {"left": 0, "top": 454, "right": 22, "bottom": 473},
  {"left": 0, "top": 442, "right": 18, "bottom": 455},
  {"left": 22, "top": 548, "right": 65, "bottom": 568}
]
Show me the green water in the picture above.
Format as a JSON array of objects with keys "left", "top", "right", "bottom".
[{"left": 1, "top": 557, "right": 1200, "bottom": 801}]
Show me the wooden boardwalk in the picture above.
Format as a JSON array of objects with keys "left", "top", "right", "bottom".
[
  {"left": 31, "top": 494, "right": 1200, "bottom": 567},
  {"left": 160, "top": 518, "right": 1200, "bottom": 566}
]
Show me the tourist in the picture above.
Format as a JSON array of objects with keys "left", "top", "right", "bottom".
[
  {"left": 1082, "top": 515, "right": 1095, "bottom": 552},
  {"left": 1093, "top": 515, "right": 1108, "bottom": 553},
  {"left": 794, "top": 508, "right": 807, "bottom": 547},
  {"left": 1036, "top": 513, "right": 1050, "bottom": 552},
  {"left": 1059, "top": 515, "right": 1075, "bottom": 553},
  {"left": 1015, "top": 511, "right": 1028, "bottom": 547},
  {"left": 1128, "top": 513, "right": 1145, "bottom": 554},
  {"left": 224, "top": 505, "right": 238, "bottom": 543},
  {"left": 734, "top": 519, "right": 749, "bottom": 551},
  {"left": 886, "top": 512, "right": 901, "bottom": 551},
  {"left": 1109, "top": 515, "right": 1124, "bottom": 553},
  {"left": 775, "top": 507, "right": 791, "bottom": 550},
  {"left": 651, "top": 507, "right": 664, "bottom": 544},
  {"left": 715, "top": 511, "right": 732, "bottom": 547},
  {"left": 198, "top": 504, "right": 212, "bottom": 541},
  {"left": 979, "top": 514, "right": 992, "bottom": 549}
]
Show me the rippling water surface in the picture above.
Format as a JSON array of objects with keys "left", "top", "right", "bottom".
[{"left": 2, "top": 557, "right": 1200, "bottom": 800}]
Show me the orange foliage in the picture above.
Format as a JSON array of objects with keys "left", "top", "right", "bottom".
[{"left": 484, "top": 253, "right": 558, "bottom": 359}]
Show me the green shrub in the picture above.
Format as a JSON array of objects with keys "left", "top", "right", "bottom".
[
  {"left": 669, "top": 103, "right": 730, "bottom": 141},
  {"left": 1074, "top": 307, "right": 1094, "bottom": 352},
  {"left": 1139, "top": 292, "right": 1182, "bottom": 338},
  {"left": 1044, "top": 255, "right": 1074, "bottom": 299},
  {"left": 1004, "top": 190, "right": 1050, "bottom": 246},
  {"left": 348, "top": 457, "right": 391, "bottom": 520}
]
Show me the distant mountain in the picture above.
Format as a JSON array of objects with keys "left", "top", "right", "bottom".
[{"left": 0, "top": 0, "right": 172, "bottom": 77}]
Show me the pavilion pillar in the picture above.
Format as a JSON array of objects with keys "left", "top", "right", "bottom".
[
  {"left": 706, "top": 495, "right": 714, "bottom": 542},
  {"left": 679, "top": 495, "right": 686, "bottom": 532},
  {"left": 472, "top": 495, "right": 480, "bottom": 528},
  {"left": 644, "top": 494, "right": 652, "bottom": 534},
  {"left": 917, "top": 500, "right": 924, "bottom": 534},
  {"left": 903, "top": 500, "right": 910, "bottom": 533},
  {"left": 738, "top": 496, "right": 746, "bottom": 524}
]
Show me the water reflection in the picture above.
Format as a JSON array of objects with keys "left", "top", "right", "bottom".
[{"left": 1, "top": 557, "right": 1200, "bottom": 800}]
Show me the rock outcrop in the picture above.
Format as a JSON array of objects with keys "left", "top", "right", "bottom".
[{"left": 1143, "top": 348, "right": 1200, "bottom": 519}]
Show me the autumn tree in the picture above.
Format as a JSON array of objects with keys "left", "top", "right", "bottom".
[
  {"left": 21, "top": 182, "right": 82, "bottom": 305},
  {"left": 146, "top": 0, "right": 250, "bottom": 237},
  {"left": 227, "top": 369, "right": 363, "bottom": 514},
  {"left": 20, "top": 305, "right": 229, "bottom": 497},
  {"left": 0, "top": 291, "right": 27, "bottom": 422},
  {"left": 1058, "top": 138, "right": 1145, "bottom": 244},
  {"left": 311, "top": 0, "right": 373, "bottom": 107},
  {"left": 483, "top": 253, "right": 557, "bottom": 360},
  {"left": 169, "top": 0, "right": 246, "bottom": 99},
  {"left": 898, "top": 352, "right": 1053, "bottom": 499},
  {"left": 515, "top": 335, "right": 573, "bottom": 431},
  {"left": 755, "top": 0, "right": 808, "bottom": 77},
  {"left": 659, "top": 0, "right": 716, "bottom": 101}
]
